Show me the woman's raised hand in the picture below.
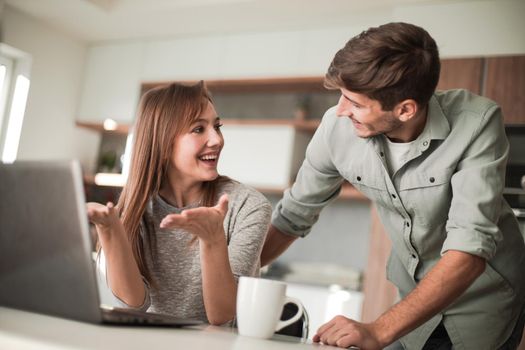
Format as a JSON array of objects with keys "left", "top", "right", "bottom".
[
  {"left": 160, "top": 194, "right": 229, "bottom": 245},
  {"left": 86, "top": 202, "right": 120, "bottom": 231}
]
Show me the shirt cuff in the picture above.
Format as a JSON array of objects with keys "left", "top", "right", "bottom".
[{"left": 441, "top": 228, "right": 497, "bottom": 260}]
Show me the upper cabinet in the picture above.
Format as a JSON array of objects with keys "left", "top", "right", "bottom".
[
  {"left": 76, "top": 42, "right": 144, "bottom": 124},
  {"left": 484, "top": 56, "right": 525, "bottom": 125},
  {"left": 218, "top": 124, "right": 297, "bottom": 190},
  {"left": 437, "top": 58, "right": 483, "bottom": 94},
  {"left": 437, "top": 55, "right": 525, "bottom": 125}
]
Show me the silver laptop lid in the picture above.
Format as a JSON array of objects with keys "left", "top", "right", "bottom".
[{"left": 0, "top": 160, "right": 102, "bottom": 323}]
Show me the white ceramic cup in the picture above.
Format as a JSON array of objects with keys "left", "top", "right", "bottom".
[{"left": 236, "top": 276, "right": 304, "bottom": 339}]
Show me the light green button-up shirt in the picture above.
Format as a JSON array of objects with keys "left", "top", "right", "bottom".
[{"left": 272, "top": 89, "right": 525, "bottom": 349}]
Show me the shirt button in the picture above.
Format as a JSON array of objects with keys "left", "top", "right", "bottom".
[
  {"left": 429, "top": 177, "right": 435, "bottom": 183},
  {"left": 391, "top": 193, "right": 397, "bottom": 199},
  {"left": 423, "top": 141, "right": 429, "bottom": 146},
  {"left": 357, "top": 176, "right": 362, "bottom": 181}
]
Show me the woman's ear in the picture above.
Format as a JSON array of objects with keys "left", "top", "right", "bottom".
[{"left": 395, "top": 99, "right": 418, "bottom": 122}]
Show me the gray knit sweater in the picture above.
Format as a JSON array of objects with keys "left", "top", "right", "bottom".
[{"left": 98, "top": 180, "right": 271, "bottom": 323}]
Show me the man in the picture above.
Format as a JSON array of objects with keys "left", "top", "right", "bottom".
[{"left": 261, "top": 22, "right": 525, "bottom": 349}]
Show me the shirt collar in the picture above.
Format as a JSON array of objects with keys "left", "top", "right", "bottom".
[
  {"left": 404, "top": 94, "right": 451, "bottom": 153},
  {"left": 368, "top": 94, "right": 450, "bottom": 153},
  {"left": 422, "top": 94, "right": 450, "bottom": 142}
]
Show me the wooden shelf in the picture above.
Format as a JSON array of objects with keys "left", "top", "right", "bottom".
[
  {"left": 294, "top": 119, "right": 320, "bottom": 132},
  {"left": 142, "top": 76, "right": 330, "bottom": 94},
  {"left": 84, "top": 174, "right": 125, "bottom": 187},
  {"left": 76, "top": 121, "right": 130, "bottom": 135},
  {"left": 223, "top": 118, "right": 320, "bottom": 132},
  {"left": 222, "top": 118, "right": 293, "bottom": 126},
  {"left": 76, "top": 118, "right": 321, "bottom": 134}
]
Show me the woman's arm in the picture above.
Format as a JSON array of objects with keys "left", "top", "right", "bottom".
[
  {"left": 160, "top": 195, "right": 236, "bottom": 325},
  {"left": 199, "top": 227, "right": 237, "bottom": 325},
  {"left": 87, "top": 202, "right": 147, "bottom": 308}
]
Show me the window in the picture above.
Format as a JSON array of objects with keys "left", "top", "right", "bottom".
[
  {"left": 0, "top": 55, "right": 13, "bottom": 133},
  {"left": 2, "top": 74, "right": 30, "bottom": 163},
  {"left": 0, "top": 44, "right": 32, "bottom": 163}
]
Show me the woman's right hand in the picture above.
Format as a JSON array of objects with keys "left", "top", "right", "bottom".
[
  {"left": 86, "top": 202, "right": 146, "bottom": 307},
  {"left": 86, "top": 202, "right": 120, "bottom": 231}
]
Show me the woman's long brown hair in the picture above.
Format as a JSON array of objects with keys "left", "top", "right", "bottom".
[{"left": 116, "top": 81, "right": 223, "bottom": 284}]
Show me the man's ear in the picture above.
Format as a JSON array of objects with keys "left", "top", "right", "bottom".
[{"left": 395, "top": 99, "right": 418, "bottom": 122}]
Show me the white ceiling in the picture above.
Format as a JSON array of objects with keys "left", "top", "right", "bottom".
[{"left": 6, "top": 0, "right": 479, "bottom": 43}]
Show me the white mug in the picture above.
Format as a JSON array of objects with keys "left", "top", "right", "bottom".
[{"left": 236, "top": 277, "right": 304, "bottom": 339}]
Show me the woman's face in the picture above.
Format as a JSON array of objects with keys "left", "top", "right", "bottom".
[{"left": 170, "top": 101, "right": 224, "bottom": 186}]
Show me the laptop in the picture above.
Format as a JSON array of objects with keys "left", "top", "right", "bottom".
[{"left": 0, "top": 160, "right": 202, "bottom": 327}]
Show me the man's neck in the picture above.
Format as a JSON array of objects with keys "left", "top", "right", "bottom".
[{"left": 386, "top": 105, "right": 428, "bottom": 143}]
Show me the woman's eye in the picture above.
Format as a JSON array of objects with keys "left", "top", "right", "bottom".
[
  {"left": 192, "top": 126, "right": 204, "bottom": 133},
  {"left": 214, "top": 123, "right": 223, "bottom": 130}
]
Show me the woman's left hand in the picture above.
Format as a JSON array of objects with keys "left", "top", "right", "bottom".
[{"left": 160, "top": 194, "right": 229, "bottom": 245}]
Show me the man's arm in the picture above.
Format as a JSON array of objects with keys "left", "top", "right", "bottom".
[
  {"left": 314, "top": 250, "right": 486, "bottom": 349},
  {"left": 262, "top": 108, "right": 344, "bottom": 266},
  {"left": 260, "top": 225, "right": 298, "bottom": 267}
]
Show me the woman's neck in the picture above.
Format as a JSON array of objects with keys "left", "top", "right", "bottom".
[{"left": 159, "top": 178, "right": 204, "bottom": 208}]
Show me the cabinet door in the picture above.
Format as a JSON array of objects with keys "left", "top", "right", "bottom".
[
  {"left": 437, "top": 58, "right": 483, "bottom": 94},
  {"left": 484, "top": 56, "right": 525, "bottom": 125},
  {"left": 218, "top": 124, "right": 297, "bottom": 190},
  {"left": 361, "top": 206, "right": 398, "bottom": 322},
  {"left": 77, "top": 43, "right": 144, "bottom": 124}
]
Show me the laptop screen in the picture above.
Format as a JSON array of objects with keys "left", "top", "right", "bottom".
[{"left": 0, "top": 160, "right": 102, "bottom": 322}]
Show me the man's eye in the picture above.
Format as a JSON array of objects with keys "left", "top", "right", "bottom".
[{"left": 352, "top": 104, "right": 361, "bottom": 109}]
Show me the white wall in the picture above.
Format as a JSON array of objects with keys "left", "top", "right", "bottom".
[
  {"left": 394, "top": 0, "right": 525, "bottom": 57},
  {"left": 139, "top": 0, "right": 525, "bottom": 83},
  {"left": 2, "top": 0, "right": 524, "bottom": 173},
  {"left": 2, "top": 6, "right": 99, "bottom": 173},
  {"left": 78, "top": 0, "right": 525, "bottom": 123},
  {"left": 106, "top": 0, "right": 525, "bottom": 82}
]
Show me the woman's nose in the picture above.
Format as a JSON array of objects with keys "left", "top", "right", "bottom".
[{"left": 207, "top": 129, "right": 223, "bottom": 147}]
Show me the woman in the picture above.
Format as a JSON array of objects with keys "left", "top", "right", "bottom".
[{"left": 87, "top": 81, "right": 271, "bottom": 325}]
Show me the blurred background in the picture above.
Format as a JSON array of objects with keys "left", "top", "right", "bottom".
[{"left": 1, "top": 0, "right": 524, "bottom": 340}]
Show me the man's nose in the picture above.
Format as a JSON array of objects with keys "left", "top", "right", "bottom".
[{"left": 336, "top": 100, "right": 351, "bottom": 118}]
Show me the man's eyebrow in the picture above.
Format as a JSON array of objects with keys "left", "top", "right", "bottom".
[{"left": 342, "top": 94, "right": 364, "bottom": 106}]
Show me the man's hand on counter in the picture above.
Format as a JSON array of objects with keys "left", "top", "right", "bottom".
[{"left": 313, "top": 315, "right": 383, "bottom": 349}]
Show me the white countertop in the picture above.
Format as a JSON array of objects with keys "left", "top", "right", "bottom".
[{"left": 0, "top": 306, "right": 339, "bottom": 350}]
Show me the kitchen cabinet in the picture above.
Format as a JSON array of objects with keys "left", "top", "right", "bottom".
[
  {"left": 76, "top": 42, "right": 144, "bottom": 124},
  {"left": 437, "top": 58, "right": 483, "bottom": 94},
  {"left": 484, "top": 55, "right": 525, "bottom": 125},
  {"left": 218, "top": 124, "right": 297, "bottom": 190},
  {"left": 360, "top": 206, "right": 398, "bottom": 322},
  {"left": 436, "top": 55, "right": 525, "bottom": 125}
]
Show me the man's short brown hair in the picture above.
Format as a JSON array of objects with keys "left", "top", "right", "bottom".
[{"left": 325, "top": 22, "right": 440, "bottom": 111}]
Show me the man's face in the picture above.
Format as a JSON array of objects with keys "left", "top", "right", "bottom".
[{"left": 335, "top": 88, "right": 402, "bottom": 139}]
